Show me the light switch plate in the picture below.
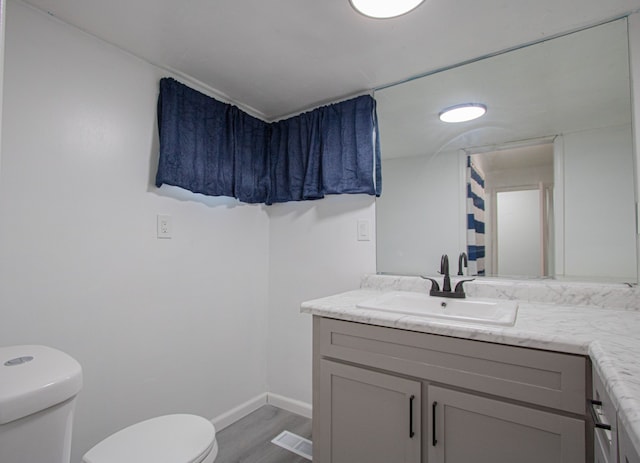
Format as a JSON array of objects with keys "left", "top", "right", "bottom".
[
  {"left": 357, "top": 219, "right": 371, "bottom": 241},
  {"left": 157, "top": 214, "right": 172, "bottom": 239}
]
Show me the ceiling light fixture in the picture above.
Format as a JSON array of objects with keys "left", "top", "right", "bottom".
[
  {"left": 439, "top": 103, "right": 487, "bottom": 123},
  {"left": 350, "top": 0, "right": 426, "bottom": 19}
]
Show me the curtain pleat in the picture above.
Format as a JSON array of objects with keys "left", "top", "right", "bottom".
[
  {"left": 232, "top": 107, "right": 271, "bottom": 203},
  {"left": 269, "top": 110, "right": 323, "bottom": 203},
  {"left": 156, "top": 78, "right": 381, "bottom": 205}
]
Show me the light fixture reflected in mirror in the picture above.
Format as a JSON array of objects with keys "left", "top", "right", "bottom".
[
  {"left": 350, "top": 0, "right": 425, "bottom": 19},
  {"left": 375, "top": 18, "right": 636, "bottom": 282},
  {"left": 439, "top": 103, "right": 487, "bottom": 123}
]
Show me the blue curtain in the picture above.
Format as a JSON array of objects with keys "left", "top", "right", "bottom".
[
  {"left": 156, "top": 78, "right": 381, "bottom": 205},
  {"left": 466, "top": 157, "right": 486, "bottom": 276}
]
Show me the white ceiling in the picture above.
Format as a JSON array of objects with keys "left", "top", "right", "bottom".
[{"left": 18, "top": 0, "right": 640, "bottom": 120}]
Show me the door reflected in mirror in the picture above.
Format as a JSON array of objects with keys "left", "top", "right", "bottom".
[
  {"left": 375, "top": 18, "right": 636, "bottom": 282},
  {"left": 467, "top": 142, "right": 554, "bottom": 278}
]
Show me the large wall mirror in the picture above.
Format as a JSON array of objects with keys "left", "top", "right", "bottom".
[{"left": 375, "top": 18, "right": 637, "bottom": 282}]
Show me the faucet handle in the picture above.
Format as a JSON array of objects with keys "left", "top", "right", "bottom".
[
  {"left": 420, "top": 276, "right": 441, "bottom": 295},
  {"left": 453, "top": 278, "right": 475, "bottom": 297}
]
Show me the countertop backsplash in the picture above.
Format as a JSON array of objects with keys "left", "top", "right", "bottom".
[{"left": 363, "top": 274, "right": 640, "bottom": 311}]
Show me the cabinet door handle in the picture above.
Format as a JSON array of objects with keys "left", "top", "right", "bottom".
[
  {"left": 409, "top": 395, "right": 415, "bottom": 438},
  {"left": 432, "top": 401, "right": 438, "bottom": 446},
  {"left": 589, "top": 399, "right": 612, "bottom": 431}
]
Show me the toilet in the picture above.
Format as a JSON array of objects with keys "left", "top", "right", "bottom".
[{"left": 0, "top": 345, "right": 218, "bottom": 463}]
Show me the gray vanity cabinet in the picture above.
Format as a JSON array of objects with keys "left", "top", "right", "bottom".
[
  {"left": 313, "top": 316, "right": 588, "bottom": 463},
  {"left": 428, "top": 385, "right": 585, "bottom": 462},
  {"left": 318, "top": 359, "right": 421, "bottom": 463}
]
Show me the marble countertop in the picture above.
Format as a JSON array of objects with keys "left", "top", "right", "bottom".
[{"left": 301, "top": 284, "right": 640, "bottom": 455}]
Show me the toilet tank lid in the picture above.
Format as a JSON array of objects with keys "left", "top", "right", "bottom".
[
  {"left": 83, "top": 414, "right": 216, "bottom": 463},
  {"left": 0, "top": 345, "right": 83, "bottom": 424}
]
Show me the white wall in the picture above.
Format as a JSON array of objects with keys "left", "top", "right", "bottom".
[
  {"left": 0, "top": 3, "right": 269, "bottom": 462},
  {"left": 484, "top": 164, "right": 553, "bottom": 190},
  {"left": 266, "top": 195, "right": 376, "bottom": 407},
  {"left": 561, "top": 125, "right": 636, "bottom": 280},
  {"left": 376, "top": 151, "right": 465, "bottom": 276}
]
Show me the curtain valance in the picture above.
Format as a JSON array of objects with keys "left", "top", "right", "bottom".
[{"left": 156, "top": 78, "right": 381, "bottom": 204}]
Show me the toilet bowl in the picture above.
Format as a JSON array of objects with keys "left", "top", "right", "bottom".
[
  {"left": 82, "top": 414, "right": 218, "bottom": 463},
  {"left": 0, "top": 345, "right": 217, "bottom": 463}
]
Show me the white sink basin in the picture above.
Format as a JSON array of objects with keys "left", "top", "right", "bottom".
[{"left": 356, "top": 291, "right": 518, "bottom": 326}]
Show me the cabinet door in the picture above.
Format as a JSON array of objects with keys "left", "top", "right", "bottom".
[
  {"left": 592, "top": 368, "right": 618, "bottom": 462},
  {"left": 428, "top": 385, "right": 585, "bottom": 463},
  {"left": 594, "top": 434, "right": 610, "bottom": 463},
  {"left": 317, "top": 359, "right": 421, "bottom": 463}
]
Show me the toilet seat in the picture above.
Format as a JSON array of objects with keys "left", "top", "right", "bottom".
[{"left": 82, "top": 414, "right": 217, "bottom": 463}]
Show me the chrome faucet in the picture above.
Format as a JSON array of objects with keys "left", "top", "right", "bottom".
[{"left": 422, "top": 254, "right": 474, "bottom": 299}]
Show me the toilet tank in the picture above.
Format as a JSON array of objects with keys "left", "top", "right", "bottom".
[{"left": 0, "top": 345, "right": 83, "bottom": 463}]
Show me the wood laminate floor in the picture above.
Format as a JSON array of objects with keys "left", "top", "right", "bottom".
[{"left": 215, "top": 405, "right": 312, "bottom": 463}]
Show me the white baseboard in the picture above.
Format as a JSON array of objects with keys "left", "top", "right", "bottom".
[
  {"left": 210, "top": 392, "right": 312, "bottom": 431},
  {"left": 267, "top": 393, "right": 312, "bottom": 419},
  {"left": 211, "top": 393, "right": 267, "bottom": 431}
]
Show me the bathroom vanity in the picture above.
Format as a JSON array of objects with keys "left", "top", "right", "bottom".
[
  {"left": 302, "top": 275, "right": 640, "bottom": 463},
  {"left": 313, "top": 317, "right": 586, "bottom": 462}
]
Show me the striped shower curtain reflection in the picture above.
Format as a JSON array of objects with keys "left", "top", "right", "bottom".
[{"left": 466, "top": 157, "right": 486, "bottom": 276}]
